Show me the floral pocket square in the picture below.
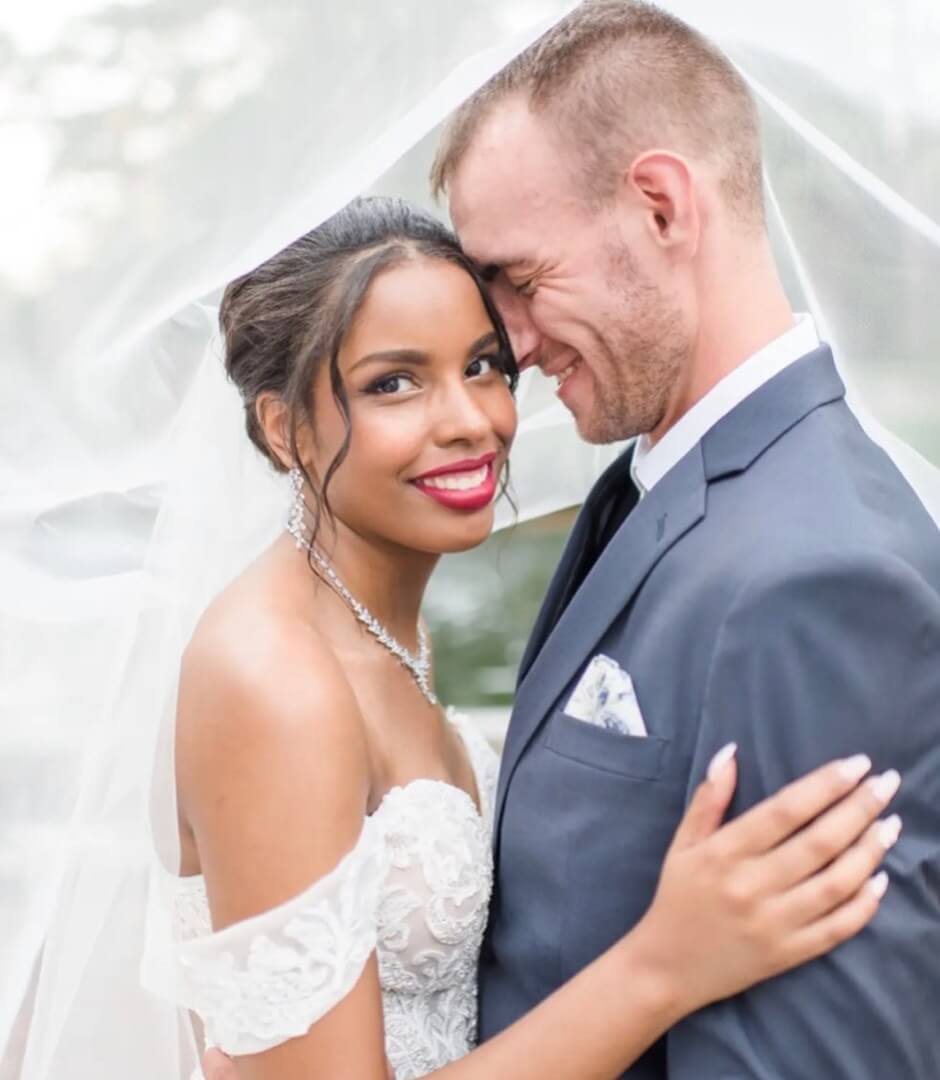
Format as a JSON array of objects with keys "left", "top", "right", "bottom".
[{"left": 564, "top": 654, "right": 648, "bottom": 737}]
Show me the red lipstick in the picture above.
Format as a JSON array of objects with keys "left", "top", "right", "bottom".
[{"left": 412, "top": 452, "right": 499, "bottom": 512}]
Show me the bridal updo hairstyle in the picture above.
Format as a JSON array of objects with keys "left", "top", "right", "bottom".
[{"left": 220, "top": 196, "right": 518, "bottom": 544}]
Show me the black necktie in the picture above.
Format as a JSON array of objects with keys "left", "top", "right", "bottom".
[
  {"left": 518, "top": 449, "right": 640, "bottom": 681},
  {"left": 566, "top": 473, "right": 639, "bottom": 601}
]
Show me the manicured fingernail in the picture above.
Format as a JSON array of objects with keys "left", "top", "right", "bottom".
[
  {"left": 707, "top": 742, "right": 737, "bottom": 782},
  {"left": 877, "top": 814, "right": 903, "bottom": 850},
  {"left": 867, "top": 870, "right": 890, "bottom": 899},
  {"left": 869, "top": 769, "right": 902, "bottom": 805},
  {"left": 838, "top": 754, "right": 872, "bottom": 783}
]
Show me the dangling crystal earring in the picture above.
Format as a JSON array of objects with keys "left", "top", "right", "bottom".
[{"left": 287, "top": 466, "right": 308, "bottom": 549}]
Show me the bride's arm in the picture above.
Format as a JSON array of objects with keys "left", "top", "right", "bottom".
[
  {"left": 182, "top": 626, "right": 894, "bottom": 1080},
  {"left": 176, "top": 619, "right": 389, "bottom": 1080}
]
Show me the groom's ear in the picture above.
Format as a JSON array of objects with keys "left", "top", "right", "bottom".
[{"left": 624, "top": 150, "right": 700, "bottom": 261}]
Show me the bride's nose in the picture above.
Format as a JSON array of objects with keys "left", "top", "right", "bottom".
[{"left": 431, "top": 380, "right": 493, "bottom": 446}]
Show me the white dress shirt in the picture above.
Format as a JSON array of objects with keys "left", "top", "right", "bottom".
[{"left": 631, "top": 315, "right": 820, "bottom": 497}]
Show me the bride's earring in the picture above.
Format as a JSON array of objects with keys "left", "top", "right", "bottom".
[{"left": 287, "top": 466, "right": 308, "bottom": 549}]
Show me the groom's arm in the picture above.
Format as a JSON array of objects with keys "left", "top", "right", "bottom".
[{"left": 667, "top": 550, "right": 940, "bottom": 1078}]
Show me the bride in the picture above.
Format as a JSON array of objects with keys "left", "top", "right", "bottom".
[{"left": 167, "top": 194, "right": 898, "bottom": 1080}]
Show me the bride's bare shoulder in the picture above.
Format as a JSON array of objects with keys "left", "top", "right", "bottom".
[
  {"left": 175, "top": 582, "right": 371, "bottom": 923},
  {"left": 176, "top": 584, "right": 368, "bottom": 812},
  {"left": 182, "top": 577, "right": 353, "bottom": 697}
]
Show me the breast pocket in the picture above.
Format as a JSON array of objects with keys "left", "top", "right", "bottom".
[
  {"left": 538, "top": 709, "right": 686, "bottom": 984},
  {"left": 545, "top": 708, "right": 670, "bottom": 780}
]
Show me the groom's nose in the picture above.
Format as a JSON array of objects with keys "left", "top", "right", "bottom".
[{"left": 488, "top": 277, "right": 543, "bottom": 371}]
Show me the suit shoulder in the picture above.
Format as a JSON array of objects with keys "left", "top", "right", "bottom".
[{"left": 722, "top": 544, "right": 940, "bottom": 638}]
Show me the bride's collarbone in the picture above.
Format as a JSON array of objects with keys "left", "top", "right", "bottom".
[
  {"left": 344, "top": 650, "right": 437, "bottom": 725},
  {"left": 359, "top": 691, "right": 476, "bottom": 816},
  {"left": 272, "top": 634, "right": 476, "bottom": 815}
]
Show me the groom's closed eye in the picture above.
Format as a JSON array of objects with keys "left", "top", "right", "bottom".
[
  {"left": 476, "top": 256, "right": 528, "bottom": 282},
  {"left": 477, "top": 262, "right": 537, "bottom": 300}
]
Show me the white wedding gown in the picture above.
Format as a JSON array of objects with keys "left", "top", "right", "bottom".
[{"left": 169, "top": 711, "right": 499, "bottom": 1080}]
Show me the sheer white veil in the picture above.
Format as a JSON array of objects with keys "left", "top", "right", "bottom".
[{"left": 1, "top": 1, "right": 938, "bottom": 1076}]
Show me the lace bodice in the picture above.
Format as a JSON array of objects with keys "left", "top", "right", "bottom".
[{"left": 171, "top": 711, "right": 498, "bottom": 1080}]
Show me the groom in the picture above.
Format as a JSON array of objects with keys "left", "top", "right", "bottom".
[{"left": 433, "top": 1, "right": 940, "bottom": 1076}]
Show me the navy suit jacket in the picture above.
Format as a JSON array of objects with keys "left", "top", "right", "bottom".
[{"left": 478, "top": 346, "right": 940, "bottom": 1077}]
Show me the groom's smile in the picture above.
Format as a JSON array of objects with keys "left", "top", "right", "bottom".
[{"left": 542, "top": 352, "right": 584, "bottom": 400}]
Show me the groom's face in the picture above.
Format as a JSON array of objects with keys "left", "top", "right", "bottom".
[{"left": 449, "top": 98, "right": 690, "bottom": 444}]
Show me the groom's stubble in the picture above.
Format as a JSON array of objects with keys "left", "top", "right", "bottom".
[{"left": 576, "top": 237, "right": 688, "bottom": 446}]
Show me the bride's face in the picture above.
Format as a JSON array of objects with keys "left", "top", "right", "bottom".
[{"left": 306, "top": 256, "right": 517, "bottom": 555}]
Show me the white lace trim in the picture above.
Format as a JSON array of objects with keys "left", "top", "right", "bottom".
[{"left": 172, "top": 817, "right": 387, "bottom": 1055}]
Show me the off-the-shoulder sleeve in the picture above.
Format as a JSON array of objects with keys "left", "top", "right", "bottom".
[{"left": 171, "top": 816, "right": 387, "bottom": 1056}]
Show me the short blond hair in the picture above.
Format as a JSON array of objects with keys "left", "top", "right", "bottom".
[{"left": 431, "top": 0, "right": 763, "bottom": 222}]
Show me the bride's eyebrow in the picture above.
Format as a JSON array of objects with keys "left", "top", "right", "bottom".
[
  {"left": 466, "top": 331, "right": 498, "bottom": 357},
  {"left": 351, "top": 332, "right": 498, "bottom": 373},
  {"left": 349, "top": 348, "right": 429, "bottom": 373}
]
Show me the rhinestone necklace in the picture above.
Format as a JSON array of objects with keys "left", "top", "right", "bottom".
[{"left": 286, "top": 521, "right": 438, "bottom": 707}]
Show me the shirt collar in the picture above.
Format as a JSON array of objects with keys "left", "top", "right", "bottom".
[{"left": 631, "top": 314, "right": 819, "bottom": 497}]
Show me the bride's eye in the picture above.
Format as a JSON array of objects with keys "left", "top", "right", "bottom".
[
  {"left": 465, "top": 354, "right": 504, "bottom": 380},
  {"left": 366, "top": 372, "right": 418, "bottom": 396}
]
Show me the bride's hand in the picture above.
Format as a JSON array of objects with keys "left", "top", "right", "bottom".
[{"left": 632, "top": 746, "right": 900, "bottom": 1015}]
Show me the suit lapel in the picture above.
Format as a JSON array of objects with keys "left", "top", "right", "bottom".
[{"left": 494, "top": 444, "right": 707, "bottom": 834}]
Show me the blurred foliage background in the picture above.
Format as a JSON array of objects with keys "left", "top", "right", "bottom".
[{"left": 426, "top": 511, "right": 573, "bottom": 708}]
